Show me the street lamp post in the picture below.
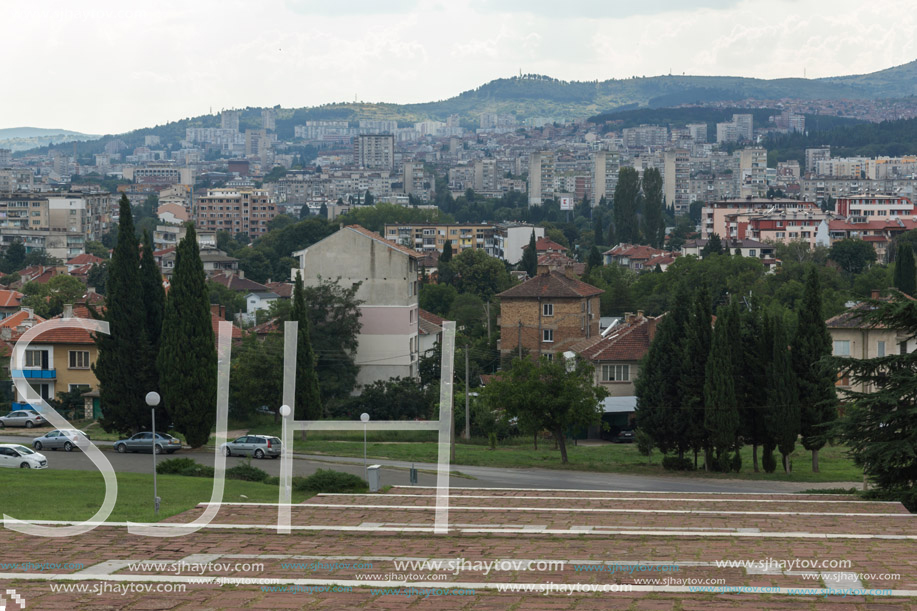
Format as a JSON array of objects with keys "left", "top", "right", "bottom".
[
  {"left": 360, "top": 413, "right": 370, "bottom": 474},
  {"left": 145, "top": 391, "right": 161, "bottom": 515}
]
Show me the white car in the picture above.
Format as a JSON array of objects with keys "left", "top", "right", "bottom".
[{"left": 0, "top": 444, "right": 48, "bottom": 469}]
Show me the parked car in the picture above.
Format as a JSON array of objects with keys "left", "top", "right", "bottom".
[
  {"left": 612, "top": 429, "right": 635, "bottom": 443},
  {"left": 221, "top": 435, "right": 281, "bottom": 459},
  {"left": 113, "top": 432, "right": 182, "bottom": 454},
  {"left": 0, "top": 410, "right": 46, "bottom": 429},
  {"left": 32, "top": 429, "right": 91, "bottom": 452},
  {"left": 0, "top": 444, "right": 48, "bottom": 469}
]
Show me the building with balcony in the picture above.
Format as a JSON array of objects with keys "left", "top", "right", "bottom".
[
  {"left": 384, "top": 223, "right": 493, "bottom": 255},
  {"left": 194, "top": 188, "right": 278, "bottom": 239}
]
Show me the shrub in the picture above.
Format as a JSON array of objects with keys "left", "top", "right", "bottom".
[
  {"left": 731, "top": 450, "right": 742, "bottom": 473},
  {"left": 264, "top": 476, "right": 280, "bottom": 486},
  {"left": 226, "top": 462, "right": 269, "bottom": 482},
  {"left": 181, "top": 464, "right": 214, "bottom": 478},
  {"left": 661, "top": 456, "right": 694, "bottom": 471},
  {"left": 292, "top": 469, "right": 368, "bottom": 493},
  {"left": 488, "top": 432, "right": 497, "bottom": 450},
  {"left": 762, "top": 445, "right": 777, "bottom": 473},
  {"left": 156, "top": 458, "right": 198, "bottom": 475}
]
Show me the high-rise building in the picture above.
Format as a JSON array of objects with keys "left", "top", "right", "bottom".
[
  {"left": 403, "top": 162, "right": 426, "bottom": 198},
  {"left": 732, "top": 114, "right": 754, "bottom": 141},
  {"left": 354, "top": 134, "right": 395, "bottom": 170},
  {"left": 261, "top": 109, "right": 276, "bottom": 131},
  {"left": 474, "top": 159, "right": 497, "bottom": 192},
  {"left": 592, "top": 151, "right": 619, "bottom": 205},
  {"left": 663, "top": 149, "right": 691, "bottom": 214},
  {"left": 221, "top": 110, "right": 240, "bottom": 132},
  {"left": 195, "top": 188, "right": 278, "bottom": 239},
  {"left": 528, "top": 152, "right": 554, "bottom": 206},
  {"left": 805, "top": 147, "right": 831, "bottom": 174},
  {"left": 716, "top": 121, "right": 739, "bottom": 144},
  {"left": 686, "top": 123, "right": 707, "bottom": 143},
  {"left": 737, "top": 147, "right": 768, "bottom": 198}
]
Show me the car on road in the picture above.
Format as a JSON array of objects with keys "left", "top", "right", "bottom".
[
  {"left": 0, "top": 443, "right": 48, "bottom": 469},
  {"left": 612, "top": 429, "right": 635, "bottom": 443},
  {"left": 0, "top": 409, "right": 47, "bottom": 429},
  {"left": 113, "top": 432, "right": 182, "bottom": 454},
  {"left": 221, "top": 435, "right": 281, "bottom": 459},
  {"left": 32, "top": 429, "right": 91, "bottom": 452}
]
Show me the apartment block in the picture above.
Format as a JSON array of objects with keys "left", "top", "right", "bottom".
[
  {"left": 354, "top": 134, "right": 395, "bottom": 171},
  {"left": 663, "top": 149, "right": 691, "bottom": 214},
  {"left": 528, "top": 152, "right": 554, "bottom": 206},
  {"left": 194, "top": 188, "right": 278, "bottom": 239},
  {"left": 384, "top": 223, "right": 493, "bottom": 254}
]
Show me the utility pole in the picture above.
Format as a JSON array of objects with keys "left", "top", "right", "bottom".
[{"left": 464, "top": 344, "right": 470, "bottom": 440}]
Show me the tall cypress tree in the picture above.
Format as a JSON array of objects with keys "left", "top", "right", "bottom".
[
  {"left": 704, "top": 300, "right": 740, "bottom": 471},
  {"left": 791, "top": 268, "right": 838, "bottom": 472},
  {"left": 635, "top": 284, "right": 690, "bottom": 456},
  {"left": 139, "top": 230, "right": 165, "bottom": 406},
  {"left": 520, "top": 230, "right": 538, "bottom": 277},
  {"left": 766, "top": 313, "right": 800, "bottom": 473},
  {"left": 641, "top": 168, "right": 664, "bottom": 248},
  {"left": 440, "top": 239, "right": 453, "bottom": 263},
  {"left": 93, "top": 194, "right": 150, "bottom": 434},
  {"left": 158, "top": 224, "right": 217, "bottom": 448},
  {"left": 738, "top": 303, "right": 770, "bottom": 472},
  {"left": 613, "top": 167, "right": 640, "bottom": 244},
  {"left": 292, "top": 271, "right": 322, "bottom": 440},
  {"left": 894, "top": 243, "right": 916, "bottom": 296},
  {"left": 680, "top": 285, "right": 712, "bottom": 467}
]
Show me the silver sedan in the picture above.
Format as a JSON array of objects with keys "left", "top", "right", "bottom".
[{"left": 32, "top": 429, "right": 91, "bottom": 452}]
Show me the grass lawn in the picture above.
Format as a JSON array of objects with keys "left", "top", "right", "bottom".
[{"left": 0, "top": 469, "right": 309, "bottom": 523}]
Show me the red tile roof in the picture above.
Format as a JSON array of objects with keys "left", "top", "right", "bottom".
[
  {"left": 265, "top": 282, "right": 293, "bottom": 298},
  {"left": 604, "top": 243, "right": 668, "bottom": 261},
  {"left": 209, "top": 272, "right": 269, "bottom": 293},
  {"left": 535, "top": 237, "right": 567, "bottom": 252},
  {"left": 66, "top": 253, "right": 105, "bottom": 266},
  {"left": 497, "top": 270, "right": 603, "bottom": 299},
  {"left": 346, "top": 225, "right": 421, "bottom": 259},
  {"left": 573, "top": 315, "right": 659, "bottom": 362},
  {"left": 0, "top": 310, "right": 45, "bottom": 329},
  {"left": 419, "top": 308, "right": 447, "bottom": 327},
  {"left": 211, "top": 312, "right": 243, "bottom": 340},
  {"left": 0, "top": 289, "right": 23, "bottom": 308}
]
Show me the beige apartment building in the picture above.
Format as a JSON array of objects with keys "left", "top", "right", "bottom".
[
  {"left": 384, "top": 223, "right": 493, "bottom": 255},
  {"left": 194, "top": 188, "right": 277, "bottom": 239}
]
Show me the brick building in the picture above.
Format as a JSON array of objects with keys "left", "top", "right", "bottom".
[{"left": 496, "top": 270, "right": 602, "bottom": 360}]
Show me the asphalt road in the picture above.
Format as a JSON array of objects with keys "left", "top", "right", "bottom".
[{"left": 0, "top": 433, "right": 856, "bottom": 493}]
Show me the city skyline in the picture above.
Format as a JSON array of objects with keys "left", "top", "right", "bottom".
[{"left": 2, "top": 0, "right": 916, "bottom": 134}]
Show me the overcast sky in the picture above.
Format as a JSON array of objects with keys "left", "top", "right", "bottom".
[{"left": 3, "top": 0, "right": 915, "bottom": 135}]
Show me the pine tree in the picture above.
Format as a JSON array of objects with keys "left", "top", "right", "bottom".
[
  {"left": 140, "top": 230, "right": 164, "bottom": 357},
  {"left": 520, "top": 230, "right": 538, "bottom": 277},
  {"left": 158, "top": 224, "right": 217, "bottom": 448},
  {"left": 701, "top": 233, "right": 723, "bottom": 257},
  {"left": 586, "top": 246, "right": 602, "bottom": 272},
  {"left": 766, "top": 313, "right": 800, "bottom": 473},
  {"left": 93, "top": 194, "right": 152, "bottom": 435},
  {"left": 592, "top": 211, "right": 605, "bottom": 246},
  {"left": 894, "top": 243, "right": 916, "bottom": 296},
  {"left": 642, "top": 168, "right": 664, "bottom": 248},
  {"left": 291, "top": 271, "right": 322, "bottom": 440},
  {"left": 791, "top": 268, "right": 838, "bottom": 472},
  {"left": 835, "top": 292, "right": 917, "bottom": 508},
  {"left": 679, "top": 285, "right": 712, "bottom": 467},
  {"left": 440, "top": 239, "right": 453, "bottom": 262},
  {"left": 704, "top": 300, "right": 740, "bottom": 471}
]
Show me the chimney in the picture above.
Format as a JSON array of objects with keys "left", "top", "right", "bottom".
[
  {"left": 637, "top": 310, "right": 644, "bottom": 319},
  {"left": 211, "top": 304, "right": 221, "bottom": 317},
  {"left": 87, "top": 287, "right": 96, "bottom": 294},
  {"left": 647, "top": 316, "right": 659, "bottom": 341},
  {"left": 871, "top": 290, "right": 880, "bottom": 299},
  {"left": 63, "top": 304, "right": 73, "bottom": 319},
  {"left": 624, "top": 312, "right": 635, "bottom": 323},
  {"left": 238, "top": 270, "right": 245, "bottom": 279}
]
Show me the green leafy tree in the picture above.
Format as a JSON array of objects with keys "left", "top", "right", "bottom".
[
  {"left": 520, "top": 230, "right": 537, "bottom": 277},
  {"left": 586, "top": 245, "right": 603, "bottom": 272},
  {"left": 84, "top": 240, "right": 110, "bottom": 259},
  {"left": 21, "top": 275, "right": 85, "bottom": 318},
  {"left": 290, "top": 271, "right": 322, "bottom": 438},
  {"left": 613, "top": 167, "right": 640, "bottom": 244},
  {"left": 765, "top": 312, "right": 800, "bottom": 473},
  {"left": 450, "top": 248, "right": 513, "bottom": 301},
  {"left": 94, "top": 195, "right": 158, "bottom": 435},
  {"left": 482, "top": 356, "right": 607, "bottom": 464},
  {"left": 206, "top": 280, "right": 246, "bottom": 320},
  {"left": 332, "top": 377, "right": 435, "bottom": 421},
  {"left": 419, "top": 283, "right": 457, "bottom": 317},
  {"left": 230, "top": 332, "right": 282, "bottom": 419},
  {"left": 1, "top": 241, "right": 26, "bottom": 274},
  {"left": 158, "top": 224, "right": 217, "bottom": 448},
  {"left": 738, "top": 303, "right": 771, "bottom": 472},
  {"left": 834, "top": 293, "right": 917, "bottom": 509},
  {"left": 791, "top": 268, "right": 838, "bottom": 472},
  {"left": 704, "top": 300, "right": 740, "bottom": 471},
  {"left": 894, "top": 243, "right": 916, "bottom": 296},
  {"left": 642, "top": 168, "right": 664, "bottom": 248},
  {"left": 140, "top": 230, "right": 164, "bottom": 355},
  {"left": 86, "top": 263, "right": 108, "bottom": 294},
  {"left": 829, "top": 239, "right": 877, "bottom": 275}
]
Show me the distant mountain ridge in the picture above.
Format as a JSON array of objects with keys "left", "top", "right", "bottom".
[
  {"left": 0, "top": 127, "right": 99, "bottom": 141},
  {"left": 16, "top": 59, "right": 917, "bottom": 154}
]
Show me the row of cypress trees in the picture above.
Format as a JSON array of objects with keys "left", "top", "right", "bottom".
[
  {"left": 636, "top": 268, "right": 838, "bottom": 473},
  {"left": 93, "top": 195, "right": 323, "bottom": 447}
]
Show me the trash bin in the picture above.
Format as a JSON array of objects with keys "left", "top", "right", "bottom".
[{"left": 367, "top": 464, "right": 381, "bottom": 492}]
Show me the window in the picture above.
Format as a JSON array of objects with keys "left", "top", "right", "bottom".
[
  {"left": 749, "top": 250, "right": 756, "bottom": 257},
  {"left": 601, "top": 364, "right": 630, "bottom": 382},
  {"left": 25, "top": 349, "right": 43, "bottom": 368},
  {"left": 543, "top": 329, "right": 554, "bottom": 343},
  {"left": 544, "top": 353, "right": 553, "bottom": 362},
  {"left": 877, "top": 341, "right": 886, "bottom": 357},
  {"left": 833, "top": 340, "right": 851, "bottom": 356},
  {"left": 69, "top": 351, "right": 90, "bottom": 369},
  {"left": 542, "top": 303, "right": 553, "bottom": 317}
]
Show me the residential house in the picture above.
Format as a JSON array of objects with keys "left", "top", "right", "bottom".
[
  {"left": 570, "top": 312, "right": 660, "bottom": 436},
  {"left": 0, "top": 289, "right": 23, "bottom": 320},
  {"left": 244, "top": 290, "right": 280, "bottom": 324},
  {"left": 496, "top": 270, "right": 602, "bottom": 360},
  {"left": 291, "top": 224, "right": 421, "bottom": 387},
  {"left": 604, "top": 244, "right": 673, "bottom": 271},
  {"left": 826, "top": 291, "right": 917, "bottom": 399},
  {"left": 418, "top": 308, "right": 446, "bottom": 356},
  {"left": 682, "top": 238, "right": 778, "bottom": 270}
]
